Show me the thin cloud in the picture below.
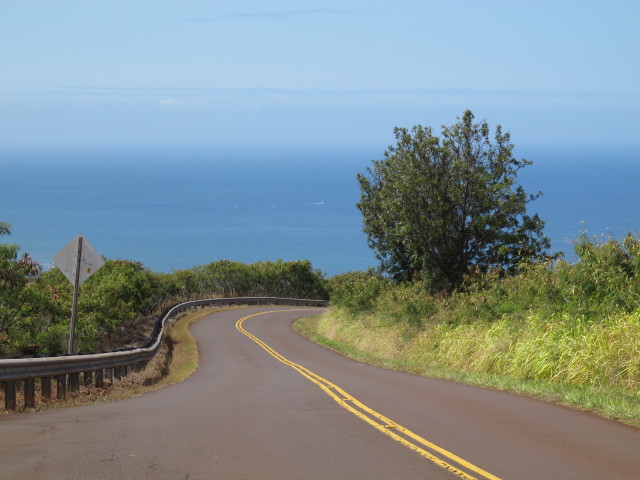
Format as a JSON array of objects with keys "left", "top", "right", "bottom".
[
  {"left": 157, "top": 98, "right": 182, "bottom": 106},
  {"left": 184, "top": 9, "right": 353, "bottom": 23},
  {"left": 4, "top": 86, "right": 636, "bottom": 112},
  {"left": 56, "top": 86, "right": 640, "bottom": 99},
  {"left": 157, "top": 97, "right": 205, "bottom": 109}
]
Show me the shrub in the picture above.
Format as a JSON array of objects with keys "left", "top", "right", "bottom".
[{"left": 328, "top": 270, "right": 391, "bottom": 313}]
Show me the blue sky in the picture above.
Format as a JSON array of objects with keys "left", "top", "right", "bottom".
[{"left": 1, "top": 0, "right": 638, "bottom": 152}]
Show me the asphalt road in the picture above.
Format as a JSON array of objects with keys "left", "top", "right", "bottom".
[{"left": 2, "top": 307, "right": 639, "bottom": 479}]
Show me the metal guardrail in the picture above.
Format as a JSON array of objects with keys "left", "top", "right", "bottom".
[{"left": 1, "top": 297, "right": 329, "bottom": 410}]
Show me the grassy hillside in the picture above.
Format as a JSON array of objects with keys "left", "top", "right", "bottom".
[{"left": 299, "top": 234, "right": 640, "bottom": 426}]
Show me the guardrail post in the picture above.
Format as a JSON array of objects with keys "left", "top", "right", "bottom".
[
  {"left": 69, "top": 373, "right": 80, "bottom": 393},
  {"left": 83, "top": 371, "right": 93, "bottom": 388},
  {"left": 114, "top": 366, "right": 122, "bottom": 380},
  {"left": 24, "top": 378, "right": 35, "bottom": 408},
  {"left": 105, "top": 368, "right": 113, "bottom": 384},
  {"left": 95, "top": 369, "right": 104, "bottom": 388},
  {"left": 41, "top": 377, "right": 52, "bottom": 401},
  {"left": 56, "top": 375, "right": 66, "bottom": 400},
  {"left": 4, "top": 381, "right": 16, "bottom": 411}
]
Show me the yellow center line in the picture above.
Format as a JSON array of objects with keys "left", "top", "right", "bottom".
[{"left": 236, "top": 309, "right": 503, "bottom": 480}]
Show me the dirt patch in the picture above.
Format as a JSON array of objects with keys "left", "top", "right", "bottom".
[{"left": 95, "top": 313, "right": 161, "bottom": 352}]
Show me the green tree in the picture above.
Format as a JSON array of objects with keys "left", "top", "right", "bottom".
[
  {"left": 357, "top": 110, "right": 550, "bottom": 291},
  {"left": 0, "top": 223, "right": 42, "bottom": 354}
]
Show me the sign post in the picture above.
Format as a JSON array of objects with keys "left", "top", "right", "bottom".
[{"left": 53, "top": 235, "right": 105, "bottom": 354}]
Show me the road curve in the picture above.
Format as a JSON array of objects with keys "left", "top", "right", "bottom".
[{"left": 1, "top": 307, "right": 639, "bottom": 479}]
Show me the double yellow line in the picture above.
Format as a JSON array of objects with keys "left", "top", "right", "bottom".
[{"left": 236, "top": 310, "right": 503, "bottom": 480}]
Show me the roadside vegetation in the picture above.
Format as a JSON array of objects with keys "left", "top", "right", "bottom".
[
  {"left": 0, "top": 223, "right": 328, "bottom": 358},
  {"left": 300, "top": 233, "right": 640, "bottom": 426}
]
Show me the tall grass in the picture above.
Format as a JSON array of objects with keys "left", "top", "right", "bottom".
[
  {"left": 412, "top": 311, "right": 640, "bottom": 389},
  {"left": 318, "top": 234, "right": 640, "bottom": 424}
]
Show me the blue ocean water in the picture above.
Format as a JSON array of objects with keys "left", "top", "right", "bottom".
[
  {"left": 1, "top": 145, "right": 639, "bottom": 276},
  {"left": 518, "top": 145, "right": 640, "bottom": 260},
  {"left": 1, "top": 146, "right": 378, "bottom": 276}
]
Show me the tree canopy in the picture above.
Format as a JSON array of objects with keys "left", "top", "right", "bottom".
[{"left": 357, "top": 110, "right": 550, "bottom": 291}]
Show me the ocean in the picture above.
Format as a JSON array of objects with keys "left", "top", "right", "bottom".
[{"left": 1, "top": 145, "right": 639, "bottom": 276}]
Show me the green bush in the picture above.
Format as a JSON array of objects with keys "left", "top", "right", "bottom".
[
  {"left": 328, "top": 270, "right": 390, "bottom": 313},
  {"left": 168, "top": 259, "right": 329, "bottom": 300},
  {"left": 18, "top": 260, "right": 163, "bottom": 354},
  {"left": 1, "top": 246, "right": 328, "bottom": 356}
]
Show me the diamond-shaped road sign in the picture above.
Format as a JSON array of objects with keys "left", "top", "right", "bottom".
[{"left": 53, "top": 235, "right": 105, "bottom": 285}]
